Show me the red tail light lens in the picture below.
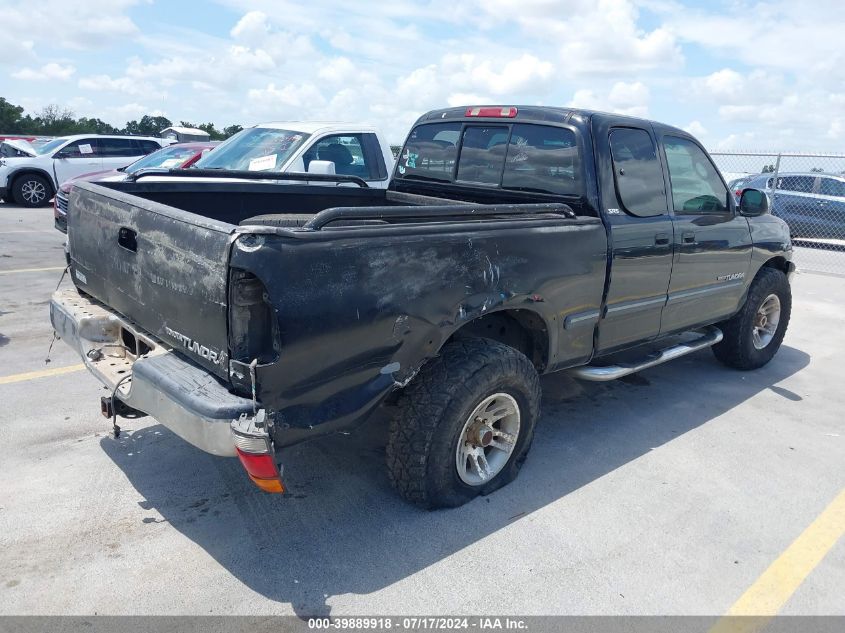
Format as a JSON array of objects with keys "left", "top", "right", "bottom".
[
  {"left": 236, "top": 445, "right": 285, "bottom": 494},
  {"left": 236, "top": 449, "right": 279, "bottom": 480}
]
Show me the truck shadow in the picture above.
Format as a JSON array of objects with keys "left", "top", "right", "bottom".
[{"left": 99, "top": 345, "right": 809, "bottom": 617}]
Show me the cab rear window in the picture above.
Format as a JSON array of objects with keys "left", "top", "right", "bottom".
[{"left": 396, "top": 122, "right": 582, "bottom": 195}]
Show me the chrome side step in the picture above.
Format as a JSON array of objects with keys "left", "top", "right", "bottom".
[{"left": 567, "top": 326, "right": 724, "bottom": 382}]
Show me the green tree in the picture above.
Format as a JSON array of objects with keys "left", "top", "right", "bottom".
[
  {"left": 75, "top": 117, "right": 119, "bottom": 134},
  {"left": 223, "top": 124, "right": 243, "bottom": 138},
  {"left": 810, "top": 167, "right": 824, "bottom": 173},
  {"left": 123, "top": 115, "right": 172, "bottom": 136},
  {"left": 0, "top": 97, "right": 25, "bottom": 133},
  {"left": 180, "top": 121, "right": 228, "bottom": 140},
  {"left": 32, "top": 104, "right": 78, "bottom": 135},
  {"left": 761, "top": 164, "right": 775, "bottom": 173}
]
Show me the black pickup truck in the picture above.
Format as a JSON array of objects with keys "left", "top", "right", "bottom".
[{"left": 50, "top": 106, "right": 794, "bottom": 508}]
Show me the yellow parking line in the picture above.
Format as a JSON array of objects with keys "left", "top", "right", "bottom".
[
  {"left": 0, "top": 363, "right": 85, "bottom": 385},
  {"left": 0, "top": 266, "right": 65, "bottom": 275},
  {"left": 709, "top": 488, "right": 845, "bottom": 633}
]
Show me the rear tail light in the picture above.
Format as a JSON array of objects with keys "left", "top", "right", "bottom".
[
  {"left": 232, "top": 412, "right": 285, "bottom": 494},
  {"left": 236, "top": 449, "right": 285, "bottom": 493},
  {"left": 465, "top": 106, "right": 518, "bottom": 118}
]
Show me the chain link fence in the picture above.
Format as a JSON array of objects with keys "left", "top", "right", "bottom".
[{"left": 710, "top": 151, "right": 845, "bottom": 275}]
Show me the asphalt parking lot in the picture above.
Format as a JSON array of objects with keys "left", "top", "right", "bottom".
[{"left": 0, "top": 201, "right": 843, "bottom": 617}]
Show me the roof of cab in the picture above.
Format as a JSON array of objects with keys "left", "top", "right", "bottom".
[{"left": 414, "top": 105, "right": 690, "bottom": 138}]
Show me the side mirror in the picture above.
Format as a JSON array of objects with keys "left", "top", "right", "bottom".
[
  {"left": 739, "top": 188, "right": 769, "bottom": 217},
  {"left": 307, "top": 160, "right": 336, "bottom": 175}
]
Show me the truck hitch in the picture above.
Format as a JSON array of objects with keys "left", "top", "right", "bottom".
[{"left": 231, "top": 410, "right": 285, "bottom": 493}]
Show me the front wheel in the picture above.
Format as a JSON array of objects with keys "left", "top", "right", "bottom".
[
  {"left": 12, "top": 174, "right": 53, "bottom": 208},
  {"left": 712, "top": 267, "right": 792, "bottom": 370},
  {"left": 386, "top": 337, "right": 541, "bottom": 509}
]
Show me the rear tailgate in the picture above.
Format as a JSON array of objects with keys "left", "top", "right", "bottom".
[{"left": 67, "top": 181, "right": 233, "bottom": 380}]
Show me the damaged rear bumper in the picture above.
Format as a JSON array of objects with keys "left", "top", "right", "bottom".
[{"left": 49, "top": 287, "right": 253, "bottom": 456}]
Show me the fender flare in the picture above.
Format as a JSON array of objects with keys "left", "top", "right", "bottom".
[{"left": 8, "top": 167, "right": 57, "bottom": 194}]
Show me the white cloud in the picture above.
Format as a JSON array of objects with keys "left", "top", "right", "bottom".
[
  {"left": 4, "top": 0, "right": 845, "bottom": 151},
  {"left": 684, "top": 120, "right": 707, "bottom": 137},
  {"left": 228, "top": 45, "right": 275, "bottom": 71},
  {"left": 318, "top": 57, "right": 358, "bottom": 83},
  {"left": 12, "top": 63, "right": 76, "bottom": 81},
  {"left": 230, "top": 11, "right": 270, "bottom": 40},
  {"left": 443, "top": 53, "right": 553, "bottom": 96},
  {"left": 447, "top": 93, "right": 492, "bottom": 107},
  {"left": 246, "top": 82, "right": 327, "bottom": 116},
  {"left": 460, "top": 0, "right": 683, "bottom": 74},
  {"left": 0, "top": 0, "right": 140, "bottom": 52},
  {"left": 77, "top": 73, "right": 167, "bottom": 102},
  {"left": 569, "top": 81, "right": 650, "bottom": 117},
  {"left": 0, "top": 34, "right": 34, "bottom": 64}
]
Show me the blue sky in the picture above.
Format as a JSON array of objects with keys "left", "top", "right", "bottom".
[{"left": 1, "top": 0, "right": 843, "bottom": 148}]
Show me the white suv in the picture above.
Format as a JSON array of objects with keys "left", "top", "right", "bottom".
[{"left": 0, "top": 135, "right": 165, "bottom": 207}]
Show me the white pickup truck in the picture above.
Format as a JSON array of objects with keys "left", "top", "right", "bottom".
[
  {"left": 0, "top": 134, "right": 165, "bottom": 207},
  {"left": 183, "top": 121, "right": 395, "bottom": 188}
]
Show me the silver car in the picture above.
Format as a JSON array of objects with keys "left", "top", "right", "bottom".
[{"left": 738, "top": 172, "right": 845, "bottom": 240}]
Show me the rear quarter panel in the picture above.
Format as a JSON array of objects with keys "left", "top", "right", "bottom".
[{"left": 231, "top": 217, "right": 607, "bottom": 442}]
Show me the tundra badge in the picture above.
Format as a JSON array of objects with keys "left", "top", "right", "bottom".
[{"left": 164, "top": 326, "right": 224, "bottom": 364}]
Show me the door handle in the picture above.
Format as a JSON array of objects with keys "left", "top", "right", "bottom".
[
  {"left": 682, "top": 231, "right": 696, "bottom": 244},
  {"left": 654, "top": 233, "right": 670, "bottom": 245},
  {"left": 118, "top": 227, "right": 137, "bottom": 252}
]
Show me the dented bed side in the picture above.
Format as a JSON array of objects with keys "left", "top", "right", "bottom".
[{"left": 228, "top": 215, "right": 607, "bottom": 446}]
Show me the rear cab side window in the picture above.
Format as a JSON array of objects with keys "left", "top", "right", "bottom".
[
  {"left": 608, "top": 128, "right": 666, "bottom": 217},
  {"left": 663, "top": 136, "right": 730, "bottom": 214}
]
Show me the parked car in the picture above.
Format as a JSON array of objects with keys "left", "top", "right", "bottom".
[
  {"left": 0, "top": 134, "right": 165, "bottom": 208},
  {"left": 738, "top": 172, "right": 845, "bottom": 239},
  {"left": 186, "top": 122, "right": 395, "bottom": 188},
  {"left": 53, "top": 141, "right": 217, "bottom": 233},
  {"left": 0, "top": 138, "right": 36, "bottom": 158},
  {"left": 51, "top": 105, "right": 793, "bottom": 508},
  {"left": 727, "top": 175, "right": 755, "bottom": 202}
]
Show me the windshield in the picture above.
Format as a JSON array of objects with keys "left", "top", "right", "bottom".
[
  {"left": 36, "top": 138, "right": 69, "bottom": 155},
  {"left": 193, "top": 127, "right": 309, "bottom": 171},
  {"left": 125, "top": 144, "right": 205, "bottom": 174}
]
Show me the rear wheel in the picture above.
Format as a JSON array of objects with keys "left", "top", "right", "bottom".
[
  {"left": 712, "top": 267, "right": 791, "bottom": 370},
  {"left": 386, "top": 338, "right": 541, "bottom": 509},
  {"left": 12, "top": 174, "right": 53, "bottom": 208}
]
